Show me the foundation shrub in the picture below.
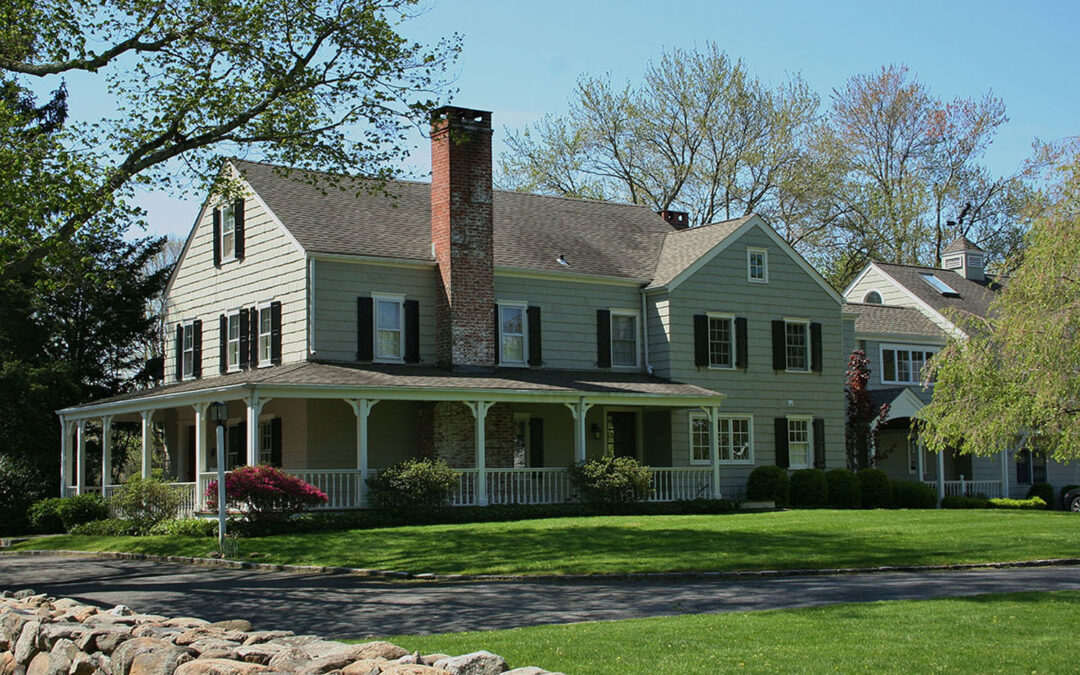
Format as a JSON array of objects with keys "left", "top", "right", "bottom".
[
  {"left": 746, "top": 465, "right": 790, "bottom": 507},
  {"left": 856, "top": 469, "right": 893, "bottom": 508},
  {"left": 825, "top": 469, "right": 861, "bottom": 508},
  {"left": 989, "top": 496, "right": 1047, "bottom": 510},
  {"left": 365, "top": 458, "right": 459, "bottom": 511},
  {"left": 568, "top": 456, "right": 654, "bottom": 505},
  {"left": 940, "top": 495, "right": 989, "bottom": 509},
  {"left": 1025, "top": 482, "right": 1054, "bottom": 509},
  {"left": 789, "top": 469, "right": 828, "bottom": 508},
  {"left": 69, "top": 518, "right": 143, "bottom": 536},
  {"left": 111, "top": 476, "right": 186, "bottom": 530},
  {"left": 207, "top": 465, "right": 329, "bottom": 522},
  {"left": 890, "top": 480, "right": 938, "bottom": 509},
  {"left": 147, "top": 518, "right": 217, "bottom": 537},
  {"left": 26, "top": 497, "right": 66, "bottom": 534},
  {"left": 56, "top": 493, "right": 109, "bottom": 529}
]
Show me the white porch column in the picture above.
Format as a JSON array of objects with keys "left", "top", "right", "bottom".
[
  {"left": 246, "top": 395, "right": 271, "bottom": 466},
  {"left": 59, "top": 417, "right": 71, "bottom": 497},
  {"left": 564, "top": 399, "right": 593, "bottom": 463},
  {"left": 347, "top": 399, "right": 379, "bottom": 507},
  {"left": 936, "top": 448, "right": 946, "bottom": 504},
  {"left": 75, "top": 420, "right": 87, "bottom": 495},
  {"left": 707, "top": 406, "right": 721, "bottom": 499},
  {"left": 1000, "top": 447, "right": 1010, "bottom": 499},
  {"left": 466, "top": 401, "right": 494, "bottom": 506},
  {"left": 140, "top": 410, "right": 154, "bottom": 478},
  {"left": 193, "top": 402, "right": 208, "bottom": 508},
  {"left": 101, "top": 416, "right": 113, "bottom": 494}
]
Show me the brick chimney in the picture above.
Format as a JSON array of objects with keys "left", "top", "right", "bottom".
[
  {"left": 658, "top": 210, "right": 690, "bottom": 230},
  {"left": 431, "top": 106, "right": 495, "bottom": 370}
]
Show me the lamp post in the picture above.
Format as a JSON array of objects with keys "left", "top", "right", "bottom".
[{"left": 208, "top": 401, "right": 228, "bottom": 551}]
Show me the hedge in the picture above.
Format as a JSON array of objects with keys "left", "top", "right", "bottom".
[
  {"left": 856, "top": 468, "right": 893, "bottom": 508},
  {"left": 890, "top": 480, "right": 938, "bottom": 509},
  {"left": 825, "top": 469, "right": 861, "bottom": 509},
  {"left": 789, "top": 469, "right": 828, "bottom": 508},
  {"left": 746, "top": 466, "right": 790, "bottom": 507}
]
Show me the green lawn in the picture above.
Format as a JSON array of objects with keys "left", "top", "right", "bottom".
[
  {"left": 387, "top": 592, "right": 1080, "bottom": 674},
  {"left": 13, "top": 510, "right": 1080, "bottom": 576}
]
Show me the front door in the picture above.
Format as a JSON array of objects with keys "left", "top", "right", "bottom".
[{"left": 606, "top": 411, "right": 637, "bottom": 459}]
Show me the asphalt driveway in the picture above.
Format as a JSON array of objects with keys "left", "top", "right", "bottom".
[{"left": 2, "top": 554, "right": 1079, "bottom": 638}]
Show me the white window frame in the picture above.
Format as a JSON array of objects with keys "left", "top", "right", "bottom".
[
  {"left": 372, "top": 293, "right": 405, "bottom": 363},
  {"left": 497, "top": 300, "right": 529, "bottom": 367},
  {"left": 689, "top": 412, "right": 754, "bottom": 466},
  {"left": 706, "top": 313, "right": 736, "bottom": 370},
  {"left": 181, "top": 320, "right": 196, "bottom": 380},
  {"left": 747, "top": 247, "right": 768, "bottom": 283},
  {"left": 220, "top": 203, "right": 236, "bottom": 263},
  {"left": 787, "top": 415, "right": 813, "bottom": 469},
  {"left": 879, "top": 343, "right": 939, "bottom": 385},
  {"left": 920, "top": 272, "right": 957, "bottom": 295},
  {"left": 609, "top": 309, "right": 640, "bottom": 369},
  {"left": 257, "top": 302, "right": 273, "bottom": 367},
  {"left": 862, "top": 290, "right": 883, "bottom": 304},
  {"left": 226, "top": 310, "right": 242, "bottom": 372},
  {"left": 784, "top": 318, "right": 811, "bottom": 373}
]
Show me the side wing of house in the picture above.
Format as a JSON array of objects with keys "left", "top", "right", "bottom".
[
  {"left": 163, "top": 171, "right": 308, "bottom": 381},
  {"left": 845, "top": 264, "right": 957, "bottom": 336}
]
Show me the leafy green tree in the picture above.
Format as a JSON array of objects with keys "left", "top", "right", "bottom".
[{"left": 919, "top": 146, "right": 1080, "bottom": 462}]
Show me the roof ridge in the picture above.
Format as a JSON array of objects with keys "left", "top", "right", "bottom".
[{"left": 845, "top": 302, "right": 923, "bottom": 310}]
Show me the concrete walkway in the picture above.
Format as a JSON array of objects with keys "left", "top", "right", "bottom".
[{"left": 3, "top": 554, "right": 1080, "bottom": 638}]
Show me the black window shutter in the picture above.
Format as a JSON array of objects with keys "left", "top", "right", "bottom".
[
  {"left": 219, "top": 314, "right": 228, "bottom": 374},
  {"left": 775, "top": 417, "right": 790, "bottom": 468},
  {"left": 270, "top": 418, "right": 282, "bottom": 467},
  {"left": 811, "top": 322, "right": 823, "bottom": 372},
  {"left": 772, "top": 320, "right": 786, "bottom": 370},
  {"left": 356, "top": 296, "right": 373, "bottom": 361},
  {"left": 596, "top": 309, "right": 612, "bottom": 368},
  {"left": 404, "top": 299, "right": 420, "bottom": 363},
  {"left": 493, "top": 304, "right": 500, "bottom": 364},
  {"left": 529, "top": 417, "right": 544, "bottom": 467},
  {"left": 192, "top": 319, "right": 203, "bottom": 378},
  {"left": 249, "top": 306, "right": 259, "bottom": 368},
  {"left": 270, "top": 301, "right": 282, "bottom": 365},
  {"left": 227, "top": 425, "right": 240, "bottom": 469},
  {"left": 813, "top": 418, "right": 826, "bottom": 469},
  {"left": 527, "top": 305, "right": 542, "bottom": 366},
  {"left": 233, "top": 198, "right": 246, "bottom": 260},
  {"left": 175, "top": 324, "right": 183, "bottom": 381},
  {"left": 693, "top": 314, "right": 709, "bottom": 367},
  {"left": 735, "top": 317, "right": 748, "bottom": 368},
  {"left": 212, "top": 209, "right": 222, "bottom": 267},
  {"left": 239, "top": 308, "right": 250, "bottom": 370},
  {"left": 237, "top": 422, "right": 247, "bottom": 467}
]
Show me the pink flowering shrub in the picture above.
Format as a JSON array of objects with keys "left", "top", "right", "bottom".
[{"left": 206, "top": 465, "right": 328, "bottom": 522}]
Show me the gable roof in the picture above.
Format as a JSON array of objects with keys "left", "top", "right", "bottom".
[
  {"left": 873, "top": 262, "right": 1002, "bottom": 324},
  {"left": 232, "top": 159, "right": 671, "bottom": 281},
  {"left": 846, "top": 302, "right": 948, "bottom": 341},
  {"left": 648, "top": 215, "right": 753, "bottom": 288}
]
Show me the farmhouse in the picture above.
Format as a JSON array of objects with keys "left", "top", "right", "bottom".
[{"left": 57, "top": 106, "right": 848, "bottom": 510}]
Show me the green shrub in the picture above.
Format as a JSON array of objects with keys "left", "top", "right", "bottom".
[
  {"left": 941, "top": 495, "right": 989, "bottom": 509},
  {"left": 69, "top": 519, "right": 143, "bottom": 536},
  {"left": 1025, "top": 483, "right": 1054, "bottom": 509},
  {"left": 568, "top": 456, "right": 654, "bottom": 505},
  {"left": 2, "top": 456, "right": 51, "bottom": 536},
  {"left": 147, "top": 518, "right": 217, "bottom": 537},
  {"left": 789, "top": 469, "right": 828, "bottom": 508},
  {"left": 27, "top": 498, "right": 66, "bottom": 534},
  {"left": 56, "top": 494, "right": 109, "bottom": 530},
  {"left": 746, "top": 465, "right": 790, "bottom": 507},
  {"left": 1060, "top": 485, "right": 1080, "bottom": 510},
  {"left": 825, "top": 469, "right": 861, "bottom": 509},
  {"left": 109, "top": 477, "right": 185, "bottom": 530},
  {"left": 890, "top": 480, "right": 938, "bottom": 509},
  {"left": 366, "top": 458, "right": 460, "bottom": 511},
  {"left": 989, "top": 496, "right": 1047, "bottom": 510},
  {"left": 856, "top": 468, "right": 893, "bottom": 508}
]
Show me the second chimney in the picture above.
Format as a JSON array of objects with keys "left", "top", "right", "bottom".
[
  {"left": 431, "top": 106, "right": 495, "bottom": 370},
  {"left": 658, "top": 210, "right": 690, "bottom": 230}
]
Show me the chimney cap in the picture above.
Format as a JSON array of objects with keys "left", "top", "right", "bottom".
[{"left": 658, "top": 209, "right": 690, "bottom": 230}]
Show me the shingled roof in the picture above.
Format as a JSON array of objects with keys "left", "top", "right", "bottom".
[
  {"left": 648, "top": 215, "right": 753, "bottom": 288},
  {"left": 942, "top": 235, "right": 985, "bottom": 254},
  {"left": 846, "top": 302, "right": 948, "bottom": 340},
  {"left": 874, "top": 262, "right": 1002, "bottom": 324}
]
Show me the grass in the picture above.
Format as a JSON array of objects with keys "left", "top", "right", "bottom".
[
  {"left": 385, "top": 591, "right": 1080, "bottom": 674},
  {"left": 12, "top": 509, "right": 1080, "bottom": 576}
]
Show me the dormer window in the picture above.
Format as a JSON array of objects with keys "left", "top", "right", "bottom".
[
  {"left": 920, "top": 273, "right": 959, "bottom": 297},
  {"left": 863, "top": 290, "right": 883, "bottom": 304}
]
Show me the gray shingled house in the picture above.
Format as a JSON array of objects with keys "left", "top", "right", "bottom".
[{"left": 56, "top": 107, "right": 847, "bottom": 511}]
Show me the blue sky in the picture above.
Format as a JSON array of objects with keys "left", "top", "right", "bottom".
[{"left": 126, "top": 0, "right": 1079, "bottom": 239}]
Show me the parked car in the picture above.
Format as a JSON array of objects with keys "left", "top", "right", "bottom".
[{"left": 1063, "top": 487, "right": 1080, "bottom": 512}]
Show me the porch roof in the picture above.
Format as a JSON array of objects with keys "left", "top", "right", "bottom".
[{"left": 58, "top": 361, "right": 726, "bottom": 418}]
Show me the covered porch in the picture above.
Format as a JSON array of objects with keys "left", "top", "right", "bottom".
[{"left": 57, "top": 362, "right": 728, "bottom": 510}]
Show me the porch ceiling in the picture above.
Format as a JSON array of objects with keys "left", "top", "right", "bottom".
[{"left": 58, "top": 361, "right": 726, "bottom": 418}]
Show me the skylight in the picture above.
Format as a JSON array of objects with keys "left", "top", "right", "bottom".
[{"left": 920, "top": 273, "right": 959, "bottom": 296}]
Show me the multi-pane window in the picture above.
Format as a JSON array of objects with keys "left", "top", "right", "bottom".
[
  {"left": 611, "top": 312, "right": 638, "bottom": 367},
  {"left": 881, "top": 346, "right": 938, "bottom": 384},
  {"left": 747, "top": 248, "right": 768, "bottom": 282},
  {"left": 499, "top": 303, "right": 526, "bottom": 365},
  {"left": 689, "top": 414, "right": 753, "bottom": 464},
  {"left": 258, "top": 306, "right": 272, "bottom": 364},
  {"left": 788, "top": 417, "right": 811, "bottom": 468},
  {"left": 908, "top": 436, "right": 919, "bottom": 474},
  {"left": 708, "top": 315, "right": 734, "bottom": 369},
  {"left": 221, "top": 205, "right": 236, "bottom": 260},
  {"left": 1016, "top": 448, "right": 1047, "bottom": 485},
  {"left": 785, "top": 321, "right": 809, "bottom": 371},
  {"left": 374, "top": 297, "right": 402, "bottom": 361},
  {"left": 227, "top": 312, "right": 241, "bottom": 370},
  {"left": 182, "top": 322, "right": 195, "bottom": 378},
  {"left": 259, "top": 420, "right": 273, "bottom": 465}
]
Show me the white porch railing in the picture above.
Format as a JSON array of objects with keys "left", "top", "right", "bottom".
[
  {"left": 451, "top": 469, "right": 479, "bottom": 506},
  {"left": 649, "top": 467, "right": 714, "bottom": 502},
  {"left": 924, "top": 477, "right": 1003, "bottom": 498},
  {"left": 291, "top": 469, "right": 365, "bottom": 510},
  {"left": 487, "top": 468, "right": 572, "bottom": 505}
]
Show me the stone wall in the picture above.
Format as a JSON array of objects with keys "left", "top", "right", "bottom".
[{"left": 0, "top": 589, "right": 560, "bottom": 675}]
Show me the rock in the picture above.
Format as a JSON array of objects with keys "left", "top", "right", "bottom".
[
  {"left": 340, "top": 660, "right": 386, "bottom": 675},
  {"left": 51, "top": 599, "right": 82, "bottom": 611},
  {"left": 128, "top": 647, "right": 195, "bottom": 675},
  {"left": 240, "top": 631, "right": 294, "bottom": 646},
  {"left": 188, "top": 638, "right": 242, "bottom": 655},
  {"left": 162, "top": 617, "right": 210, "bottom": 629},
  {"left": 297, "top": 651, "right": 371, "bottom": 674},
  {"left": 234, "top": 643, "right": 287, "bottom": 666},
  {"left": 266, "top": 647, "right": 312, "bottom": 672},
  {"left": 0, "top": 610, "right": 31, "bottom": 650},
  {"left": 174, "top": 658, "right": 270, "bottom": 674},
  {"left": 207, "top": 620, "right": 252, "bottom": 633},
  {"left": 13, "top": 590, "right": 36, "bottom": 600},
  {"left": 175, "top": 629, "right": 247, "bottom": 647},
  {"left": 352, "top": 642, "right": 408, "bottom": 661},
  {"left": 503, "top": 668, "right": 554, "bottom": 675},
  {"left": 14, "top": 619, "right": 40, "bottom": 665},
  {"left": 69, "top": 652, "right": 101, "bottom": 675},
  {"left": 200, "top": 648, "right": 242, "bottom": 661},
  {"left": 128, "top": 614, "right": 168, "bottom": 626},
  {"left": 381, "top": 666, "right": 453, "bottom": 675},
  {"left": 398, "top": 652, "right": 421, "bottom": 665},
  {"left": 433, "top": 651, "right": 508, "bottom": 675},
  {"left": 108, "top": 606, "right": 134, "bottom": 617},
  {"left": 46, "top": 637, "right": 80, "bottom": 674},
  {"left": 421, "top": 655, "right": 451, "bottom": 667},
  {"left": 38, "top": 622, "right": 84, "bottom": 649},
  {"left": 131, "top": 624, "right": 183, "bottom": 640},
  {"left": 78, "top": 627, "right": 132, "bottom": 655},
  {"left": 112, "top": 637, "right": 192, "bottom": 675},
  {"left": 0, "top": 650, "right": 15, "bottom": 675},
  {"left": 25, "top": 652, "right": 50, "bottom": 675}
]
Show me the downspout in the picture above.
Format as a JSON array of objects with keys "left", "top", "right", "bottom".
[
  {"left": 640, "top": 287, "right": 653, "bottom": 375},
  {"left": 307, "top": 255, "right": 315, "bottom": 356}
]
